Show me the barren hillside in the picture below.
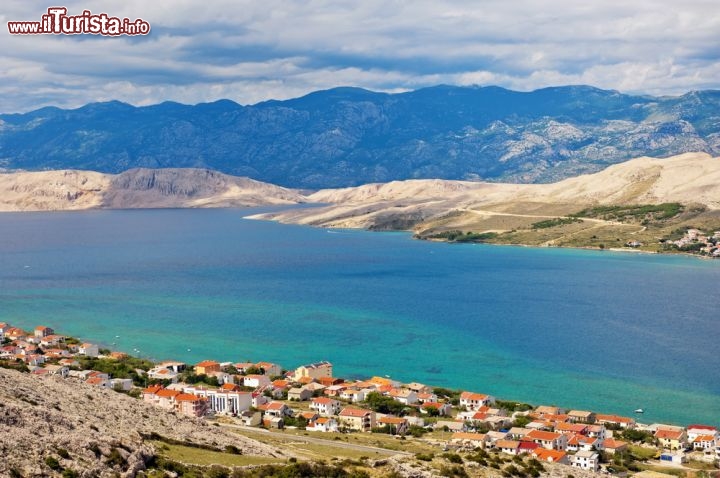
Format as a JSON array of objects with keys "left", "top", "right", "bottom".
[{"left": 0, "top": 367, "right": 282, "bottom": 477}]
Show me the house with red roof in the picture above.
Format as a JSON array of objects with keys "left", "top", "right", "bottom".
[
  {"left": 421, "top": 401, "right": 452, "bottom": 416},
  {"left": 566, "top": 434, "right": 601, "bottom": 452},
  {"left": 595, "top": 413, "right": 635, "bottom": 429},
  {"left": 459, "top": 391, "right": 495, "bottom": 410},
  {"left": 175, "top": 393, "right": 208, "bottom": 417},
  {"left": 195, "top": 360, "right": 221, "bottom": 375},
  {"left": 602, "top": 438, "right": 628, "bottom": 454},
  {"left": 526, "top": 430, "right": 568, "bottom": 450},
  {"left": 687, "top": 424, "right": 717, "bottom": 442},
  {"left": 307, "top": 416, "right": 339, "bottom": 433},
  {"left": 338, "top": 407, "right": 376, "bottom": 432},
  {"left": 310, "top": 397, "right": 342, "bottom": 416},
  {"left": 692, "top": 435, "right": 716, "bottom": 452},
  {"left": 532, "top": 448, "right": 569, "bottom": 464},
  {"left": 655, "top": 429, "right": 688, "bottom": 450},
  {"left": 34, "top": 326, "right": 54, "bottom": 338},
  {"left": 377, "top": 416, "right": 409, "bottom": 435}
]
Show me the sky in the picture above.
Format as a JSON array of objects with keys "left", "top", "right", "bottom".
[{"left": 2, "top": 0, "right": 719, "bottom": 112}]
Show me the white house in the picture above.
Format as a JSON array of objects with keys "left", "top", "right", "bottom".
[
  {"left": 310, "top": 397, "right": 342, "bottom": 416},
  {"left": 459, "top": 391, "right": 495, "bottom": 410},
  {"left": 308, "top": 417, "right": 339, "bottom": 432},
  {"left": 148, "top": 366, "right": 180, "bottom": 383},
  {"left": 78, "top": 343, "right": 99, "bottom": 357},
  {"left": 571, "top": 450, "right": 599, "bottom": 471},
  {"left": 388, "top": 388, "right": 418, "bottom": 405},
  {"left": 243, "top": 374, "right": 271, "bottom": 389}
]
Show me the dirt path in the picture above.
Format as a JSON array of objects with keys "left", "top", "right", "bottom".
[{"left": 219, "top": 423, "right": 411, "bottom": 456}]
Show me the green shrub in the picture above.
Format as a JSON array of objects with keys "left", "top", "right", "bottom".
[{"left": 45, "top": 456, "right": 62, "bottom": 471}]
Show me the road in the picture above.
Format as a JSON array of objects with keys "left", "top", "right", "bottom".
[{"left": 219, "top": 423, "right": 412, "bottom": 456}]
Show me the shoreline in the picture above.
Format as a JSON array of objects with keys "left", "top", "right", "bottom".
[{"left": 4, "top": 321, "right": 716, "bottom": 430}]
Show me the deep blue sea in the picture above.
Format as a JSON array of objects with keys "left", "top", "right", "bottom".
[{"left": 1, "top": 208, "right": 718, "bottom": 426}]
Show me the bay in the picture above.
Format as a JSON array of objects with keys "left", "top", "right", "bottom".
[{"left": 1, "top": 208, "right": 718, "bottom": 426}]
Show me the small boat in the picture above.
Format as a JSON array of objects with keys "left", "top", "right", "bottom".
[{"left": 634, "top": 408, "right": 644, "bottom": 414}]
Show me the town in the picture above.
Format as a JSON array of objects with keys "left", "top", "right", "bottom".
[{"left": 2, "top": 321, "right": 719, "bottom": 476}]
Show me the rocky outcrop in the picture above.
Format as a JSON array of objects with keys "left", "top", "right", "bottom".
[
  {"left": 0, "top": 367, "right": 281, "bottom": 477},
  {"left": 0, "top": 168, "right": 305, "bottom": 211}
]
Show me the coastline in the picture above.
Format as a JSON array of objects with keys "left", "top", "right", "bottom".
[{"left": 3, "top": 322, "right": 717, "bottom": 431}]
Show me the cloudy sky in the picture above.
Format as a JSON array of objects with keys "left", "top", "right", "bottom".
[{"left": 2, "top": 0, "right": 719, "bottom": 112}]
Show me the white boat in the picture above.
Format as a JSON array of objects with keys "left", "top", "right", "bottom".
[{"left": 634, "top": 408, "right": 644, "bottom": 413}]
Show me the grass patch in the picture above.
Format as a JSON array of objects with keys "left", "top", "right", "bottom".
[
  {"left": 571, "top": 203, "right": 684, "bottom": 222},
  {"left": 423, "top": 230, "right": 498, "bottom": 242},
  {"left": 629, "top": 445, "right": 659, "bottom": 460},
  {"left": 151, "top": 441, "right": 282, "bottom": 467},
  {"left": 531, "top": 217, "right": 582, "bottom": 229}
]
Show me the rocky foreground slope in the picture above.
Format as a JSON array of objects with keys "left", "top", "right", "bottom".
[{"left": 0, "top": 367, "right": 282, "bottom": 477}]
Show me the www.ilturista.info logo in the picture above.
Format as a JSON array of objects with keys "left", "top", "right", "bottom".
[{"left": 7, "top": 7, "right": 150, "bottom": 36}]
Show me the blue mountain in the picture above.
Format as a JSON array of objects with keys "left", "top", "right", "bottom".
[{"left": 1, "top": 85, "right": 719, "bottom": 188}]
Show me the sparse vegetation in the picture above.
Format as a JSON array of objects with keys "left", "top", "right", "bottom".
[
  {"left": 571, "top": 203, "right": 684, "bottom": 222},
  {"left": 531, "top": 217, "right": 582, "bottom": 229},
  {"left": 423, "top": 230, "right": 498, "bottom": 242}
]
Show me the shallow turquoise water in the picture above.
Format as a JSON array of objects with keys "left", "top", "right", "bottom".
[{"left": 1, "top": 208, "right": 718, "bottom": 426}]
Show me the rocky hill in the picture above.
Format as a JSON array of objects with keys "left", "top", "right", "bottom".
[
  {"left": 0, "top": 168, "right": 304, "bottom": 211},
  {"left": 1, "top": 86, "right": 720, "bottom": 188},
  {"left": 0, "top": 367, "right": 282, "bottom": 477},
  {"left": 252, "top": 152, "right": 720, "bottom": 230}
]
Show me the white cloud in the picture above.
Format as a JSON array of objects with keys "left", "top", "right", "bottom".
[{"left": 1, "top": 0, "right": 718, "bottom": 112}]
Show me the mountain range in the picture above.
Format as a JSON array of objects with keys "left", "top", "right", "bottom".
[{"left": 1, "top": 85, "right": 719, "bottom": 188}]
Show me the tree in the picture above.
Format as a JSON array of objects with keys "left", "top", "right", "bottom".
[{"left": 365, "top": 392, "right": 405, "bottom": 415}]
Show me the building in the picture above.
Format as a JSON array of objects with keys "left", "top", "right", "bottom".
[
  {"left": 655, "top": 429, "right": 687, "bottom": 450},
  {"left": 459, "top": 391, "right": 495, "bottom": 410},
  {"left": 450, "top": 432, "right": 488, "bottom": 449},
  {"left": 421, "top": 402, "right": 452, "bottom": 416},
  {"left": 243, "top": 374, "right": 271, "bottom": 389},
  {"left": 377, "top": 416, "right": 409, "bottom": 435},
  {"left": 78, "top": 343, "right": 99, "bottom": 357},
  {"left": 255, "top": 362, "right": 282, "bottom": 376},
  {"left": 495, "top": 440, "right": 521, "bottom": 455},
  {"left": 195, "top": 360, "right": 221, "bottom": 375},
  {"left": 188, "top": 387, "right": 253, "bottom": 415},
  {"left": 175, "top": 393, "right": 208, "bottom": 417},
  {"left": 310, "top": 397, "right": 342, "bottom": 416},
  {"left": 602, "top": 438, "right": 628, "bottom": 454},
  {"left": 526, "top": 430, "right": 568, "bottom": 450},
  {"left": 388, "top": 388, "right": 418, "bottom": 405},
  {"left": 687, "top": 425, "right": 717, "bottom": 442},
  {"left": 34, "top": 326, "right": 54, "bottom": 338},
  {"left": 148, "top": 366, "right": 180, "bottom": 383},
  {"left": 595, "top": 414, "right": 635, "bottom": 429},
  {"left": 338, "top": 407, "right": 375, "bottom": 432},
  {"left": 571, "top": 450, "right": 599, "bottom": 471},
  {"left": 294, "top": 361, "right": 333, "bottom": 381},
  {"left": 532, "top": 448, "right": 568, "bottom": 464},
  {"left": 692, "top": 435, "right": 716, "bottom": 452},
  {"left": 287, "top": 387, "right": 313, "bottom": 401},
  {"left": 308, "top": 417, "right": 339, "bottom": 433},
  {"left": 567, "top": 410, "right": 596, "bottom": 423}
]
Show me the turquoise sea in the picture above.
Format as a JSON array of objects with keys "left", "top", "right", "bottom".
[{"left": 1, "top": 208, "right": 718, "bottom": 426}]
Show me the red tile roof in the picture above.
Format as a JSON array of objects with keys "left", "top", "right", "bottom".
[
  {"left": 339, "top": 407, "right": 371, "bottom": 417},
  {"left": 527, "top": 430, "right": 562, "bottom": 441},
  {"left": 460, "top": 391, "right": 489, "bottom": 400},
  {"left": 655, "top": 429, "right": 684, "bottom": 440}
]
